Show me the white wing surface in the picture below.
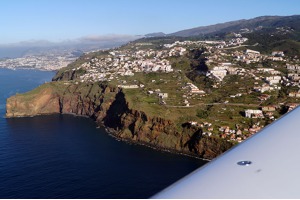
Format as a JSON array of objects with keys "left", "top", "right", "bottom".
[{"left": 153, "top": 106, "right": 300, "bottom": 198}]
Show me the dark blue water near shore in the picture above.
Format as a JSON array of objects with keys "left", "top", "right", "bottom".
[{"left": 0, "top": 68, "right": 206, "bottom": 198}]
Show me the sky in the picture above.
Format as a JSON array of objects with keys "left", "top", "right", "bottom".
[{"left": 1, "top": 0, "right": 299, "bottom": 45}]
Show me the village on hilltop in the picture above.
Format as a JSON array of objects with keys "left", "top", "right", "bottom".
[
  {"left": 62, "top": 29, "right": 300, "bottom": 144},
  {"left": 4, "top": 27, "right": 300, "bottom": 144}
]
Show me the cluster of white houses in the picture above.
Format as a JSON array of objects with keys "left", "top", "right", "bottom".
[
  {"left": 188, "top": 120, "right": 263, "bottom": 143},
  {"left": 78, "top": 55, "right": 174, "bottom": 82},
  {"left": 233, "top": 49, "right": 285, "bottom": 64},
  {"left": 74, "top": 32, "right": 300, "bottom": 142},
  {"left": 0, "top": 53, "right": 76, "bottom": 71},
  {"left": 77, "top": 46, "right": 191, "bottom": 82},
  {"left": 206, "top": 42, "right": 300, "bottom": 97}
]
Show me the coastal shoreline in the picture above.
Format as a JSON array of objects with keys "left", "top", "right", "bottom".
[
  {"left": 6, "top": 110, "right": 210, "bottom": 161},
  {"left": 103, "top": 125, "right": 211, "bottom": 162}
]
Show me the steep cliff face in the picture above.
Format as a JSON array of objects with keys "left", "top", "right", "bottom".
[
  {"left": 6, "top": 87, "right": 61, "bottom": 117},
  {"left": 6, "top": 82, "right": 233, "bottom": 160}
]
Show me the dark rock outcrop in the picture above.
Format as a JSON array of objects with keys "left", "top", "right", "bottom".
[{"left": 52, "top": 68, "right": 87, "bottom": 81}]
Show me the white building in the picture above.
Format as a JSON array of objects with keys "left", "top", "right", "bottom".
[
  {"left": 265, "top": 76, "right": 281, "bottom": 85},
  {"left": 245, "top": 49, "right": 260, "bottom": 55},
  {"left": 245, "top": 109, "right": 264, "bottom": 118},
  {"left": 158, "top": 93, "right": 168, "bottom": 99}
]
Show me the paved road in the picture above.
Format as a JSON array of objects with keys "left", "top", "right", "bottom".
[
  {"left": 223, "top": 43, "right": 259, "bottom": 50},
  {"left": 166, "top": 102, "right": 260, "bottom": 108}
]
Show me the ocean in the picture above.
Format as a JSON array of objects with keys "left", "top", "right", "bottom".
[{"left": 0, "top": 68, "right": 206, "bottom": 198}]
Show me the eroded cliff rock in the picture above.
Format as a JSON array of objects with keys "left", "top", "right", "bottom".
[
  {"left": 6, "top": 81, "right": 233, "bottom": 160},
  {"left": 6, "top": 87, "right": 61, "bottom": 117}
]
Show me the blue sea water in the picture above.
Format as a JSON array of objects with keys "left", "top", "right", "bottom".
[{"left": 0, "top": 68, "right": 206, "bottom": 198}]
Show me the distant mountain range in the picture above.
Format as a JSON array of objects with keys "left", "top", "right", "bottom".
[
  {"left": 0, "top": 35, "right": 142, "bottom": 59},
  {"left": 146, "top": 15, "right": 300, "bottom": 37}
]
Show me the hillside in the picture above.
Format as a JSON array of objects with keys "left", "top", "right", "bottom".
[
  {"left": 6, "top": 14, "right": 300, "bottom": 160},
  {"left": 169, "top": 15, "right": 300, "bottom": 37},
  {"left": 6, "top": 81, "right": 233, "bottom": 160}
]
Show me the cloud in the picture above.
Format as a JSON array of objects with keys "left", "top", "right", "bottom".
[
  {"left": 78, "top": 34, "right": 142, "bottom": 43},
  {"left": 0, "top": 34, "right": 143, "bottom": 47},
  {"left": 0, "top": 40, "right": 56, "bottom": 47},
  {"left": 0, "top": 34, "right": 144, "bottom": 58}
]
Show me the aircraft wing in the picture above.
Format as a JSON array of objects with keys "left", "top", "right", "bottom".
[{"left": 152, "top": 106, "right": 300, "bottom": 198}]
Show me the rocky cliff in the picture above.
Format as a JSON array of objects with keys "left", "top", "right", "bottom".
[{"left": 6, "top": 81, "right": 233, "bottom": 160}]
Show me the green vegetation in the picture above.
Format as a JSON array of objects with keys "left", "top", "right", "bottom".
[
  {"left": 46, "top": 23, "right": 300, "bottom": 145},
  {"left": 245, "top": 32, "right": 300, "bottom": 57},
  {"left": 196, "top": 105, "right": 212, "bottom": 119},
  {"left": 8, "top": 15, "right": 300, "bottom": 159},
  {"left": 16, "top": 82, "right": 66, "bottom": 99}
]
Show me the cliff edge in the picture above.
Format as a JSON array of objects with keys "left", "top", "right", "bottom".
[{"left": 6, "top": 81, "right": 233, "bottom": 160}]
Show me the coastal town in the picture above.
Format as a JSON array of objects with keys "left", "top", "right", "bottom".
[
  {"left": 3, "top": 29, "right": 300, "bottom": 144},
  {"left": 0, "top": 50, "right": 79, "bottom": 71},
  {"left": 59, "top": 30, "right": 300, "bottom": 144}
]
